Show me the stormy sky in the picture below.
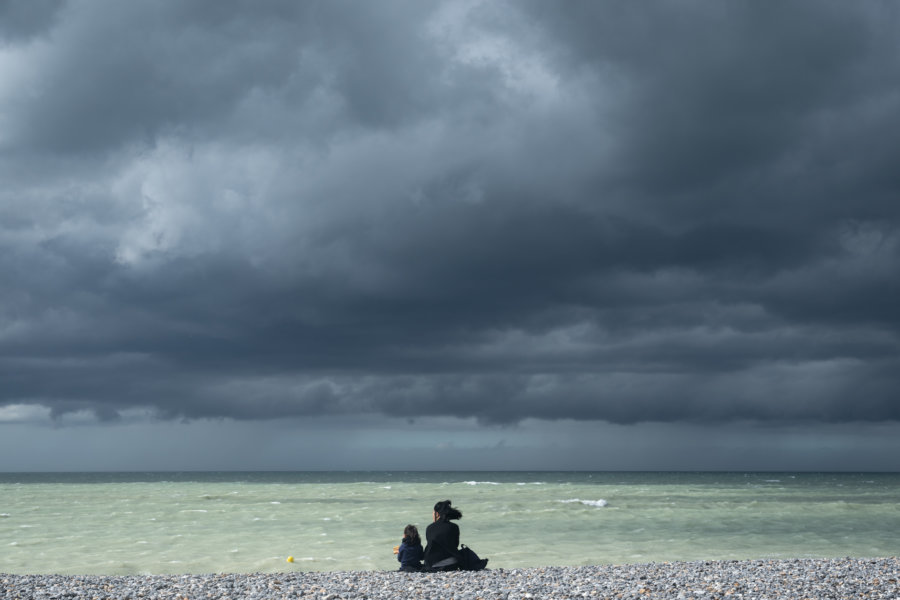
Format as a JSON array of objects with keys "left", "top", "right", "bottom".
[{"left": 2, "top": 0, "right": 899, "bottom": 471}]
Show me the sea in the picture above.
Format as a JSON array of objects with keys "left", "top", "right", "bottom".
[{"left": 1, "top": 471, "right": 899, "bottom": 575}]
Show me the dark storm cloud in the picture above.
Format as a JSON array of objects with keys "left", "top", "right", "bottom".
[
  {"left": 0, "top": 0, "right": 63, "bottom": 42},
  {"left": 2, "top": 1, "right": 899, "bottom": 427},
  {"left": 3, "top": 1, "right": 444, "bottom": 153}
]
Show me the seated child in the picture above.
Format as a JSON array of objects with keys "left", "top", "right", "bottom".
[{"left": 393, "top": 524, "right": 424, "bottom": 572}]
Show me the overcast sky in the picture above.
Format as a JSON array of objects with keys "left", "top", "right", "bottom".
[{"left": 2, "top": 0, "right": 899, "bottom": 471}]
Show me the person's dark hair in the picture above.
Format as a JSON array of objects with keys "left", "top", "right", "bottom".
[
  {"left": 403, "top": 524, "right": 420, "bottom": 545},
  {"left": 433, "top": 499, "right": 462, "bottom": 521}
]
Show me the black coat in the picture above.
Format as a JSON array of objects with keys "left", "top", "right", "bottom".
[{"left": 423, "top": 520, "right": 460, "bottom": 567}]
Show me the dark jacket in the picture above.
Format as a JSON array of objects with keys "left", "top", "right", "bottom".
[
  {"left": 397, "top": 536, "right": 424, "bottom": 570},
  {"left": 423, "top": 520, "right": 460, "bottom": 568}
]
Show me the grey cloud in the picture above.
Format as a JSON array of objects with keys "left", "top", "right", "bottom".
[
  {"left": 0, "top": 0, "right": 63, "bottom": 42},
  {"left": 2, "top": 1, "right": 900, "bottom": 429},
  {"left": 2, "top": 1, "right": 490, "bottom": 155},
  {"left": 519, "top": 1, "right": 900, "bottom": 228}
]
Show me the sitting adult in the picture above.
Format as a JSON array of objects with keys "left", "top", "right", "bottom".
[{"left": 423, "top": 499, "right": 464, "bottom": 571}]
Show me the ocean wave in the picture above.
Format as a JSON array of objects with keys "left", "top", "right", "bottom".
[
  {"left": 560, "top": 498, "right": 608, "bottom": 508},
  {"left": 463, "top": 481, "right": 500, "bottom": 485}
]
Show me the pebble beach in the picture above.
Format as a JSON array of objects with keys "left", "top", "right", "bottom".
[{"left": 3, "top": 558, "right": 898, "bottom": 600}]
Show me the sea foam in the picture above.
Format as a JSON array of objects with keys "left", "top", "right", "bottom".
[{"left": 560, "top": 498, "right": 608, "bottom": 507}]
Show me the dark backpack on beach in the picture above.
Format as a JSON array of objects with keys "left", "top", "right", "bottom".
[{"left": 458, "top": 544, "right": 489, "bottom": 571}]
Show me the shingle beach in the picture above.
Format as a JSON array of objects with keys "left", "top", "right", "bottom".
[{"left": 3, "top": 557, "right": 898, "bottom": 599}]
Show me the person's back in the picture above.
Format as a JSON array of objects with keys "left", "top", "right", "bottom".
[
  {"left": 423, "top": 519, "right": 460, "bottom": 568},
  {"left": 424, "top": 500, "right": 464, "bottom": 571},
  {"left": 396, "top": 524, "right": 424, "bottom": 572}
]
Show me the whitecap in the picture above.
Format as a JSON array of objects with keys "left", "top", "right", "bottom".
[
  {"left": 463, "top": 481, "right": 500, "bottom": 485},
  {"left": 270, "top": 501, "right": 281, "bottom": 505},
  {"left": 560, "top": 498, "right": 608, "bottom": 508}
]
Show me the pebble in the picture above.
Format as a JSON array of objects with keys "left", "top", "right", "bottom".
[{"left": 1, "top": 557, "right": 898, "bottom": 599}]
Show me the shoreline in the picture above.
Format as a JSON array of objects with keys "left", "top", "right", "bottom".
[{"left": 2, "top": 557, "right": 898, "bottom": 599}]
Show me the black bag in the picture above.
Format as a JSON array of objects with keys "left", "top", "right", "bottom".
[{"left": 458, "top": 544, "right": 489, "bottom": 571}]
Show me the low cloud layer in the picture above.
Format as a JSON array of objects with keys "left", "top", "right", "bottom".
[{"left": 2, "top": 1, "right": 899, "bottom": 429}]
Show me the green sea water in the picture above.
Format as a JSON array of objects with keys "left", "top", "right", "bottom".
[{"left": 1, "top": 472, "right": 898, "bottom": 575}]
